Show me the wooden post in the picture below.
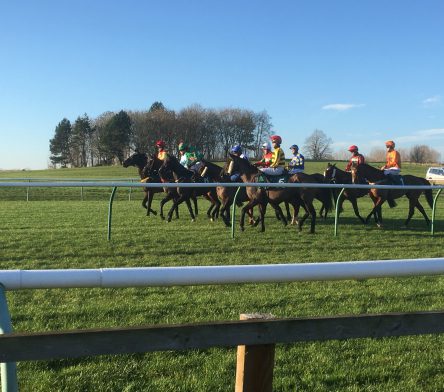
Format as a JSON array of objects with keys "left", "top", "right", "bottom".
[{"left": 235, "top": 313, "right": 275, "bottom": 392}]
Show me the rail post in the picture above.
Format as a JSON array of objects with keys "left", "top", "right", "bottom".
[
  {"left": 0, "top": 285, "right": 18, "bottom": 392},
  {"left": 107, "top": 187, "right": 118, "bottom": 241},
  {"left": 231, "top": 187, "right": 241, "bottom": 239},
  {"left": 431, "top": 189, "right": 442, "bottom": 236},
  {"left": 235, "top": 313, "right": 275, "bottom": 392},
  {"left": 334, "top": 188, "right": 345, "bottom": 237}
]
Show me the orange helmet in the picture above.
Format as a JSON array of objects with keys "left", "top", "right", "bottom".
[
  {"left": 385, "top": 140, "right": 395, "bottom": 148},
  {"left": 348, "top": 145, "right": 358, "bottom": 152},
  {"left": 270, "top": 135, "right": 282, "bottom": 145},
  {"left": 155, "top": 140, "right": 166, "bottom": 148}
]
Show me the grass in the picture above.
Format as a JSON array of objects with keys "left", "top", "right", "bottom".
[{"left": 0, "top": 162, "right": 444, "bottom": 391}]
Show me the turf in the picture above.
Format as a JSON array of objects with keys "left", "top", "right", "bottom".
[{"left": 0, "top": 161, "right": 443, "bottom": 391}]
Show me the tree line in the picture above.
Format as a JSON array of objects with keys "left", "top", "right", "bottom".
[
  {"left": 49, "top": 101, "right": 441, "bottom": 167},
  {"left": 49, "top": 102, "right": 273, "bottom": 167}
]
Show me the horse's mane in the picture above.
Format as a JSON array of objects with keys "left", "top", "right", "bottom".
[
  {"left": 229, "top": 154, "right": 258, "bottom": 175},
  {"left": 163, "top": 154, "right": 194, "bottom": 177}
]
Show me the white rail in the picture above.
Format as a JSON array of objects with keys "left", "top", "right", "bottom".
[
  {"left": 1, "top": 258, "right": 444, "bottom": 290},
  {"left": 0, "top": 181, "right": 443, "bottom": 190}
]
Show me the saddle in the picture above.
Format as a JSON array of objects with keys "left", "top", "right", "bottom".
[
  {"left": 385, "top": 174, "right": 404, "bottom": 186},
  {"left": 256, "top": 173, "right": 289, "bottom": 188}
]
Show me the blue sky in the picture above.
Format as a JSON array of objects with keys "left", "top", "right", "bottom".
[{"left": 1, "top": 0, "right": 443, "bottom": 169}]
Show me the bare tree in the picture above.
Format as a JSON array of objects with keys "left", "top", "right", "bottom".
[
  {"left": 303, "top": 129, "right": 333, "bottom": 160},
  {"left": 367, "top": 147, "right": 386, "bottom": 162},
  {"left": 252, "top": 110, "right": 273, "bottom": 158},
  {"left": 409, "top": 144, "right": 441, "bottom": 163}
]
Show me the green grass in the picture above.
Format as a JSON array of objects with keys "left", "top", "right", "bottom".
[{"left": 1, "top": 163, "right": 444, "bottom": 391}]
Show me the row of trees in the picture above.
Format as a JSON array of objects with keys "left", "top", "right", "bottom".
[
  {"left": 49, "top": 101, "right": 441, "bottom": 167},
  {"left": 49, "top": 102, "right": 273, "bottom": 167}
]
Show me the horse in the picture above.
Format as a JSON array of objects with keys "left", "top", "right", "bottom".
[
  {"left": 123, "top": 152, "right": 162, "bottom": 216},
  {"left": 199, "top": 159, "right": 255, "bottom": 227},
  {"left": 228, "top": 154, "right": 319, "bottom": 233},
  {"left": 323, "top": 163, "right": 372, "bottom": 224},
  {"left": 158, "top": 155, "right": 221, "bottom": 222},
  {"left": 123, "top": 152, "right": 184, "bottom": 219},
  {"left": 287, "top": 172, "right": 333, "bottom": 224},
  {"left": 350, "top": 163, "right": 433, "bottom": 227}
]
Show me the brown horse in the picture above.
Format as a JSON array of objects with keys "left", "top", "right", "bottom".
[
  {"left": 158, "top": 155, "right": 221, "bottom": 222},
  {"left": 228, "top": 154, "right": 319, "bottom": 233},
  {"left": 123, "top": 152, "right": 183, "bottom": 219},
  {"left": 199, "top": 159, "right": 252, "bottom": 227},
  {"left": 324, "top": 163, "right": 373, "bottom": 224},
  {"left": 351, "top": 163, "right": 433, "bottom": 227}
]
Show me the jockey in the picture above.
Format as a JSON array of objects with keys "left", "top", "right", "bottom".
[
  {"left": 254, "top": 142, "right": 273, "bottom": 168},
  {"left": 178, "top": 142, "right": 203, "bottom": 175},
  {"left": 155, "top": 140, "right": 168, "bottom": 161},
  {"left": 288, "top": 144, "right": 304, "bottom": 174},
  {"left": 229, "top": 145, "right": 248, "bottom": 182},
  {"left": 259, "top": 135, "right": 285, "bottom": 175},
  {"left": 381, "top": 140, "right": 401, "bottom": 175},
  {"left": 345, "top": 145, "right": 365, "bottom": 172}
]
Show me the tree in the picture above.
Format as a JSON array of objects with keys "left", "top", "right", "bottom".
[
  {"left": 101, "top": 110, "right": 132, "bottom": 164},
  {"left": 252, "top": 110, "right": 272, "bottom": 158},
  {"left": 303, "top": 129, "right": 333, "bottom": 160},
  {"left": 409, "top": 144, "right": 441, "bottom": 163},
  {"left": 367, "top": 147, "right": 386, "bottom": 162},
  {"left": 70, "top": 114, "right": 93, "bottom": 167},
  {"left": 49, "top": 118, "right": 72, "bottom": 167}
]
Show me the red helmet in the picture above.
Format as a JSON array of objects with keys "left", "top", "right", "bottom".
[
  {"left": 348, "top": 145, "right": 358, "bottom": 152},
  {"left": 155, "top": 140, "right": 166, "bottom": 148},
  {"left": 270, "top": 135, "right": 282, "bottom": 145}
]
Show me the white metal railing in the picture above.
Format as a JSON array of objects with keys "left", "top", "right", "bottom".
[{"left": 1, "top": 258, "right": 444, "bottom": 290}]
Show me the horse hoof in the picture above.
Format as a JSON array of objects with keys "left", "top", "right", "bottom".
[
  {"left": 191, "top": 219, "right": 195, "bottom": 222},
  {"left": 240, "top": 226, "right": 245, "bottom": 232}
]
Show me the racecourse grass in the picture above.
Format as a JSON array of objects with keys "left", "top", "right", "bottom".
[{"left": 1, "top": 162, "right": 444, "bottom": 391}]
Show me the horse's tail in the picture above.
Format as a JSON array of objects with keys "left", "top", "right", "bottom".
[
  {"left": 422, "top": 179, "right": 434, "bottom": 209},
  {"left": 319, "top": 187, "right": 334, "bottom": 212}
]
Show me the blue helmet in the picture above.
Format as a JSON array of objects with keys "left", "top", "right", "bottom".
[
  {"left": 290, "top": 144, "right": 299, "bottom": 150},
  {"left": 231, "top": 145, "right": 242, "bottom": 154}
]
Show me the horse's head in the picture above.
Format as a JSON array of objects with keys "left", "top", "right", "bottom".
[
  {"left": 227, "top": 153, "right": 256, "bottom": 177},
  {"left": 350, "top": 162, "right": 361, "bottom": 184},
  {"left": 324, "top": 163, "right": 337, "bottom": 182},
  {"left": 122, "top": 151, "right": 147, "bottom": 169}
]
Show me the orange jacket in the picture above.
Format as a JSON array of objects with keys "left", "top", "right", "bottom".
[
  {"left": 385, "top": 150, "right": 401, "bottom": 169},
  {"left": 157, "top": 150, "right": 168, "bottom": 161}
]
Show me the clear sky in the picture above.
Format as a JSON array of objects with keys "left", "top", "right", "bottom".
[{"left": 1, "top": 0, "right": 443, "bottom": 170}]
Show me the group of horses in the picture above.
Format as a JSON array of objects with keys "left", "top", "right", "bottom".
[{"left": 123, "top": 152, "right": 434, "bottom": 233}]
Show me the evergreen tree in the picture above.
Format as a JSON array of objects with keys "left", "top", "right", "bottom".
[
  {"left": 102, "top": 110, "right": 132, "bottom": 163},
  {"left": 49, "top": 118, "right": 72, "bottom": 167}
]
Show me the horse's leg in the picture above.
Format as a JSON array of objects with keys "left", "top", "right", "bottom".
[
  {"left": 147, "top": 191, "right": 157, "bottom": 216},
  {"left": 301, "top": 198, "right": 316, "bottom": 234},
  {"left": 192, "top": 194, "right": 198, "bottom": 216},
  {"left": 349, "top": 197, "right": 365, "bottom": 224},
  {"left": 184, "top": 197, "right": 196, "bottom": 222},
  {"left": 241, "top": 201, "right": 258, "bottom": 232},
  {"left": 258, "top": 202, "right": 267, "bottom": 232},
  {"left": 271, "top": 202, "right": 287, "bottom": 226},
  {"left": 142, "top": 190, "right": 148, "bottom": 210},
  {"left": 160, "top": 192, "right": 175, "bottom": 220},
  {"left": 415, "top": 199, "right": 431, "bottom": 226},
  {"left": 285, "top": 202, "right": 292, "bottom": 221},
  {"left": 366, "top": 197, "right": 385, "bottom": 227}
]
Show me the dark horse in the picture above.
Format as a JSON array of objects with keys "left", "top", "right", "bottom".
[
  {"left": 351, "top": 163, "right": 433, "bottom": 227},
  {"left": 324, "top": 163, "right": 374, "bottom": 224},
  {"left": 199, "top": 159, "right": 255, "bottom": 227},
  {"left": 123, "top": 152, "right": 163, "bottom": 216},
  {"left": 123, "top": 152, "right": 182, "bottom": 219},
  {"left": 158, "top": 155, "right": 221, "bottom": 222},
  {"left": 228, "top": 154, "right": 320, "bottom": 233}
]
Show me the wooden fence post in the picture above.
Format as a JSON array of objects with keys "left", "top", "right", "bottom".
[{"left": 235, "top": 313, "right": 275, "bottom": 392}]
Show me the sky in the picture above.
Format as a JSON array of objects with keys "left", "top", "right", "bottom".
[{"left": 1, "top": 0, "right": 443, "bottom": 170}]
